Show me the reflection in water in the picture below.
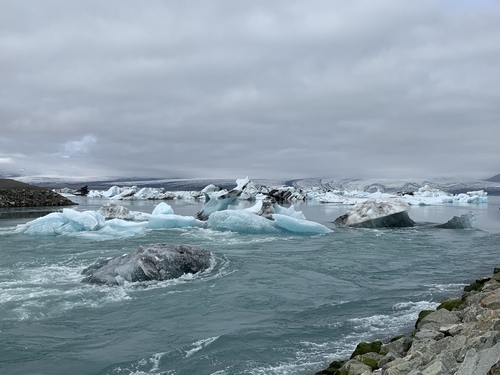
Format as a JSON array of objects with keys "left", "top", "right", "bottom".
[{"left": 0, "top": 208, "right": 61, "bottom": 219}]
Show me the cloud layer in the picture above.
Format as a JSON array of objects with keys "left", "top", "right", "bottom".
[{"left": 1, "top": 0, "right": 499, "bottom": 179}]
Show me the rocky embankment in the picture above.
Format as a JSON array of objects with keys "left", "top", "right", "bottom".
[
  {"left": 0, "top": 179, "right": 76, "bottom": 207},
  {"left": 316, "top": 269, "right": 500, "bottom": 375}
]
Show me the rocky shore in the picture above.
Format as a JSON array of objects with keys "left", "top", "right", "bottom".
[
  {"left": 0, "top": 179, "right": 76, "bottom": 207},
  {"left": 316, "top": 268, "right": 500, "bottom": 375}
]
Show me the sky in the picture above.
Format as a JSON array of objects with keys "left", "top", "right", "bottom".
[{"left": 1, "top": 0, "right": 499, "bottom": 180}]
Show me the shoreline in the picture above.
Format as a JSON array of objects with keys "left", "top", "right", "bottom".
[
  {"left": 0, "top": 179, "right": 76, "bottom": 207},
  {"left": 315, "top": 268, "right": 500, "bottom": 375}
]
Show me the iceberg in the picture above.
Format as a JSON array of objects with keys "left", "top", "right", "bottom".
[
  {"left": 15, "top": 208, "right": 149, "bottom": 237},
  {"left": 151, "top": 202, "right": 174, "bottom": 215},
  {"left": 81, "top": 243, "right": 212, "bottom": 285},
  {"left": 436, "top": 211, "right": 476, "bottom": 229},
  {"left": 207, "top": 210, "right": 280, "bottom": 233},
  {"left": 145, "top": 202, "right": 203, "bottom": 229},
  {"left": 147, "top": 214, "right": 203, "bottom": 229},
  {"left": 196, "top": 177, "right": 250, "bottom": 220},
  {"left": 272, "top": 214, "right": 331, "bottom": 234},
  {"left": 244, "top": 197, "right": 307, "bottom": 221},
  {"left": 334, "top": 198, "right": 415, "bottom": 228},
  {"left": 97, "top": 203, "right": 133, "bottom": 220},
  {"left": 207, "top": 209, "right": 331, "bottom": 234}
]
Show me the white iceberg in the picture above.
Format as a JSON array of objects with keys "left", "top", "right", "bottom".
[
  {"left": 196, "top": 177, "right": 250, "bottom": 220},
  {"left": 147, "top": 214, "right": 203, "bottom": 229},
  {"left": 334, "top": 198, "right": 415, "bottom": 228},
  {"left": 402, "top": 186, "right": 488, "bottom": 205},
  {"left": 151, "top": 202, "right": 175, "bottom": 215},
  {"left": 244, "top": 197, "right": 307, "bottom": 220},
  {"left": 272, "top": 214, "right": 331, "bottom": 234},
  {"left": 207, "top": 210, "right": 279, "bottom": 233},
  {"left": 15, "top": 208, "right": 148, "bottom": 237},
  {"left": 207, "top": 209, "right": 331, "bottom": 234}
]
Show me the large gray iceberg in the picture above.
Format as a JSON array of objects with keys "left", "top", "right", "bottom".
[
  {"left": 334, "top": 198, "right": 415, "bottom": 228},
  {"left": 82, "top": 243, "right": 212, "bottom": 285},
  {"left": 436, "top": 211, "right": 476, "bottom": 229}
]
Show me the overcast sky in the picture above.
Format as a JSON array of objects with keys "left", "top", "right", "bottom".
[{"left": 1, "top": 0, "right": 499, "bottom": 180}]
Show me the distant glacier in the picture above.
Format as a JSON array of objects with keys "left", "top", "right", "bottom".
[{"left": 13, "top": 175, "right": 500, "bottom": 195}]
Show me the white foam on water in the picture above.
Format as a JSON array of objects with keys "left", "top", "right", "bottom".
[
  {"left": 1, "top": 252, "right": 231, "bottom": 321},
  {"left": 114, "top": 253, "right": 233, "bottom": 293},
  {"left": 179, "top": 227, "right": 293, "bottom": 246},
  {"left": 185, "top": 336, "right": 220, "bottom": 358},
  {"left": 426, "top": 283, "right": 467, "bottom": 294},
  {"left": 347, "top": 300, "right": 440, "bottom": 338}
]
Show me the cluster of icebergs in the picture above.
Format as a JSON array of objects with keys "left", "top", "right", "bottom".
[
  {"left": 60, "top": 181, "right": 488, "bottom": 206},
  {"left": 18, "top": 177, "right": 485, "bottom": 239},
  {"left": 16, "top": 179, "right": 331, "bottom": 238},
  {"left": 317, "top": 185, "right": 488, "bottom": 205}
]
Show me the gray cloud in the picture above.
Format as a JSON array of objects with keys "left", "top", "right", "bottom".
[{"left": 1, "top": 0, "right": 499, "bottom": 180}]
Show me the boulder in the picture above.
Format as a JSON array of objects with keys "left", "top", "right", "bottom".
[
  {"left": 455, "top": 343, "right": 500, "bottom": 375},
  {"left": 416, "top": 307, "right": 461, "bottom": 331}
]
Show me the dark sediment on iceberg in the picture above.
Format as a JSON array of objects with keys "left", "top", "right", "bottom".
[
  {"left": 0, "top": 179, "right": 76, "bottom": 207},
  {"left": 315, "top": 268, "right": 500, "bottom": 375}
]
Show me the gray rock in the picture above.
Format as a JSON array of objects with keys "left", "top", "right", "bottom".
[
  {"left": 440, "top": 323, "right": 464, "bottom": 336},
  {"left": 82, "top": 243, "right": 212, "bottom": 285},
  {"left": 420, "top": 351, "right": 458, "bottom": 375},
  {"left": 381, "top": 336, "right": 413, "bottom": 356},
  {"left": 455, "top": 342, "right": 500, "bottom": 375},
  {"left": 487, "top": 360, "right": 500, "bottom": 375},
  {"left": 378, "top": 351, "right": 401, "bottom": 368},
  {"left": 341, "top": 359, "right": 372, "bottom": 375},
  {"left": 448, "top": 335, "right": 467, "bottom": 360},
  {"left": 414, "top": 330, "right": 445, "bottom": 341},
  {"left": 417, "top": 308, "right": 461, "bottom": 331}
]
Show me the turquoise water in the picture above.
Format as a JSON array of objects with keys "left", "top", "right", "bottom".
[{"left": 1, "top": 197, "right": 499, "bottom": 375}]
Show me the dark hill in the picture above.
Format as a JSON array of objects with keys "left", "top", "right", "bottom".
[
  {"left": 486, "top": 173, "right": 500, "bottom": 183},
  {"left": 0, "top": 179, "right": 77, "bottom": 207}
]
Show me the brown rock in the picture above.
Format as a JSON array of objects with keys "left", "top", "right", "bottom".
[{"left": 481, "top": 292, "right": 500, "bottom": 309}]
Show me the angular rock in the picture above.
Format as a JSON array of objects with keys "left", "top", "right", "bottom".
[
  {"left": 381, "top": 336, "right": 413, "bottom": 356},
  {"left": 341, "top": 359, "right": 372, "bottom": 375},
  {"left": 416, "top": 308, "right": 461, "bottom": 331},
  {"left": 481, "top": 292, "right": 500, "bottom": 310},
  {"left": 455, "top": 343, "right": 500, "bottom": 375},
  {"left": 377, "top": 351, "right": 401, "bottom": 368}
]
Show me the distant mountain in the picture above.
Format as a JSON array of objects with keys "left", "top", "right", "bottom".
[{"left": 486, "top": 173, "right": 500, "bottom": 183}]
